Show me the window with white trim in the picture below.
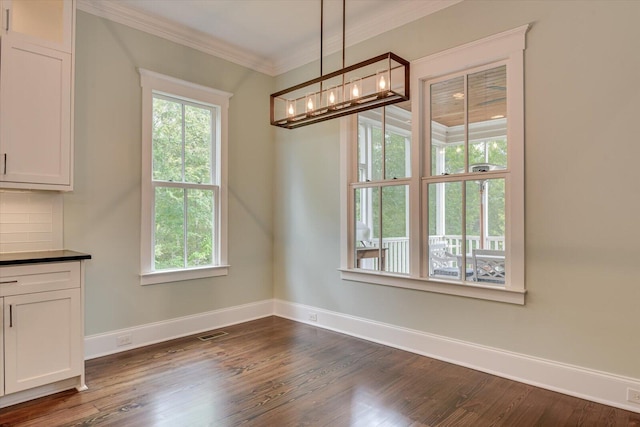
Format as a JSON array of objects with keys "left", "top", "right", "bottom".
[
  {"left": 341, "top": 26, "right": 527, "bottom": 304},
  {"left": 353, "top": 104, "right": 411, "bottom": 275},
  {"left": 139, "top": 69, "right": 231, "bottom": 285}
]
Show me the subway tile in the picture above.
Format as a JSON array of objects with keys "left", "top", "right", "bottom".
[
  {"left": 28, "top": 232, "right": 53, "bottom": 242},
  {"left": 0, "top": 232, "right": 30, "bottom": 243},
  {"left": 0, "top": 213, "right": 29, "bottom": 224}
]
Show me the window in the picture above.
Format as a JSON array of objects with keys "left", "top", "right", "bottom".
[
  {"left": 139, "top": 69, "right": 232, "bottom": 285},
  {"left": 353, "top": 104, "right": 411, "bottom": 275},
  {"left": 426, "top": 65, "right": 508, "bottom": 283},
  {"left": 341, "top": 26, "right": 527, "bottom": 304}
]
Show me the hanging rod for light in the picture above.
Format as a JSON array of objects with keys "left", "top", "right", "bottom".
[{"left": 269, "top": 0, "right": 410, "bottom": 129}]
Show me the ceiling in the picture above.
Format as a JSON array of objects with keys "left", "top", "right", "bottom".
[
  {"left": 78, "top": 0, "right": 462, "bottom": 75},
  {"left": 431, "top": 65, "right": 507, "bottom": 128}
]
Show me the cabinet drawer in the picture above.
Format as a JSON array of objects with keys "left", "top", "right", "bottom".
[{"left": 0, "top": 262, "right": 80, "bottom": 296}]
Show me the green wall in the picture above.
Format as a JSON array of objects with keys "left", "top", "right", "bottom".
[
  {"left": 274, "top": 0, "right": 640, "bottom": 379},
  {"left": 66, "top": 11, "right": 274, "bottom": 335},
  {"left": 65, "top": 1, "right": 640, "bottom": 382}
]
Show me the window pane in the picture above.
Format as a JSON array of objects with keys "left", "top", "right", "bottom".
[
  {"left": 468, "top": 66, "right": 507, "bottom": 171},
  {"left": 428, "top": 181, "right": 466, "bottom": 280},
  {"left": 444, "top": 143, "right": 465, "bottom": 175},
  {"left": 354, "top": 187, "right": 380, "bottom": 270},
  {"left": 152, "top": 98, "right": 182, "bottom": 182},
  {"left": 466, "top": 178, "right": 505, "bottom": 285},
  {"left": 154, "top": 187, "right": 185, "bottom": 270},
  {"left": 187, "top": 189, "right": 214, "bottom": 267},
  {"left": 381, "top": 185, "right": 409, "bottom": 274},
  {"left": 431, "top": 76, "right": 464, "bottom": 176},
  {"left": 185, "top": 105, "right": 213, "bottom": 184},
  {"left": 358, "top": 109, "right": 383, "bottom": 182},
  {"left": 487, "top": 178, "right": 505, "bottom": 249},
  {"left": 384, "top": 104, "right": 411, "bottom": 180}
]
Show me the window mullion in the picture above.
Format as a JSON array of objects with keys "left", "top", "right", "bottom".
[
  {"left": 181, "top": 104, "right": 187, "bottom": 269},
  {"left": 382, "top": 107, "right": 387, "bottom": 180},
  {"left": 181, "top": 104, "right": 186, "bottom": 182},
  {"left": 183, "top": 189, "right": 188, "bottom": 268},
  {"left": 461, "top": 73, "right": 469, "bottom": 276},
  {"left": 377, "top": 185, "right": 383, "bottom": 271}
]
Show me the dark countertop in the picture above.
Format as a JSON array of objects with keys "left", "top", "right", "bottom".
[{"left": 0, "top": 250, "right": 92, "bottom": 266}]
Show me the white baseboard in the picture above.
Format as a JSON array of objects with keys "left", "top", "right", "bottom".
[
  {"left": 273, "top": 299, "right": 640, "bottom": 414},
  {"left": 84, "top": 299, "right": 273, "bottom": 359}
]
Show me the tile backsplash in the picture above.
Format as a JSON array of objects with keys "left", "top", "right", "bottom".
[{"left": 0, "top": 190, "right": 63, "bottom": 253}]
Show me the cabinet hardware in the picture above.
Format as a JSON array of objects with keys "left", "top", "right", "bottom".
[
  {"left": 9, "top": 304, "right": 13, "bottom": 327},
  {"left": 4, "top": 9, "right": 8, "bottom": 32},
  {"left": 3, "top": 153, "right": 6, "bottom": 174},
  {"left": 0, "top": 280, "right": 18, "bottom": 284}
]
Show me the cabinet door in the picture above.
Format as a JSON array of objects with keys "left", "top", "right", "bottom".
[
  {"left": 0, "top": 37, "right": 71, "bottom": 187},
  {"left": 3, "top": 289, "right": 81, "bottom": 394},
  {"left": 1, "top": 0, "right": 74, "bottom": 52}
]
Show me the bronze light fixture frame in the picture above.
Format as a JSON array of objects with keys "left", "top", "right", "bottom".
[{"left": 269, "top": 1, "right": 410, "bottom": 129}]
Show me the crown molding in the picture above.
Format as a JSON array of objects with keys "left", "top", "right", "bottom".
[
  {"left": 77, "top": 0, "right": 462, "bottom": 77},
  {"left": 77, "top": 0, "right": 277, "bottom": 76}
]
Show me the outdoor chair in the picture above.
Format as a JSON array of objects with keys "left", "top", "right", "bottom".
[
  {"left": 430, "top": 242, "right": 465, "bottom": 279},
  {"left": 472, "top": 249, "right": 506, "bottom": 284}
]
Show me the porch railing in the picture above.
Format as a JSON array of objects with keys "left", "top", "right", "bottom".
[{"left": 362, "top": 235, "right": 505, "bottom": 275}]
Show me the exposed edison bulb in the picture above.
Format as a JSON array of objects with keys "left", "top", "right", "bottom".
[
  {"left": 307, "top": 98, "right": 314, "bottom": 110},
  {"left": 378, "top": 75, "right": 387, "bottom": 90},
  {"left": 288, "top": 103, "right": 295, "bottom": 116},
  {"left": 329, "top": 91, "right": 336, "bottom": 104},
  {"left": 352, "top": 84, "right": 359, "bottom": 98}
]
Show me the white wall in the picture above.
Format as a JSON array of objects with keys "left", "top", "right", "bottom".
[
  {"left": 65, "top": 12, "right": 275, "bottom": 336},
  {"left": 274, "top": 0, "right": 640, "bottom": 380}
]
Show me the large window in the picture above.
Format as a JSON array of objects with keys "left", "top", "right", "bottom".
[
  {"left": 426, "top": 65, "right": 508, "bottom": 283},
  {"left": 341, "top": 26, "right": 527, "bottom": 304},
  {"left": 353, "top": 105, "right": 411, "bottom": 275},
  {"left": 139, "top": 69, "right": 232, "bottom": 285}
]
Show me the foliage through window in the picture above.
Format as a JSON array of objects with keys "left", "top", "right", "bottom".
[
  {"left": 152, "top": 95, "right": 216, "bottom": 270},
  {"left": 139, "top": 69, "right": 231, "bottom": 285}
]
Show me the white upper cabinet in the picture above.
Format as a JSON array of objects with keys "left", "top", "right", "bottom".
[
  {"left": 0, "top": 0, "right": 75, "bottom": 191},
  {"left": 2, "top": 0, "right": 73, "bottom": 52}
]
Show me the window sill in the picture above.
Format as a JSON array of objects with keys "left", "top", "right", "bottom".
[
  {"left": 141, "top": 265, "right": 229, "bottom": 286},
  {"left": 339, "top": 268, "right": 525, "bottom": 305}
]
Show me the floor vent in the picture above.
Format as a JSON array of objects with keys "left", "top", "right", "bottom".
[{"left": 198, "top": 331, "right": 228, "bottom": 341}]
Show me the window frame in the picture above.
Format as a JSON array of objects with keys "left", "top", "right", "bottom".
[
  {"left": 139, "top": 69, "right": 232, "bottom": 285},
  {"left": 340, "top": 25, "right": 528, "bottom": 304}
]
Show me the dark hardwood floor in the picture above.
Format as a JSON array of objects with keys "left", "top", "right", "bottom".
[{"left": 1, "top": 316, "right": 639, "bottom": 426}]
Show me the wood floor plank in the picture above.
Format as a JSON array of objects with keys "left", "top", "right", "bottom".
[{"left": 1, "top": 316, "right": 639, "bottom": 426}]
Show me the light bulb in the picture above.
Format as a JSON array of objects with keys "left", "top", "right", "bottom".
[
  {"left": 352, "top": 84, "right": 359, "bottom": 98},
  {"left": 288, "top": 104, "right": 294, "bottom": 116},
  {"left": 379, "top": 75, "right": 386, "bottom": 90},
  {"left": 329, "top": 91, "right": 335, "bottom": 104},
  {"left": 307, "top": 98, "right": 314, "bottom": 111}
]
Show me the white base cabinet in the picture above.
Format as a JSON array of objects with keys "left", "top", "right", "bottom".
[{"left": 0, "top": 259, "right": 86, "bottom": 407}]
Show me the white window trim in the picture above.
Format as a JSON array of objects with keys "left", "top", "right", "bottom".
[
  {"left": 139, "top": 68, "right": 232, "bottom": 285},
  {"left": 340, "top": 25, "right": 528, "bottom": 305}
]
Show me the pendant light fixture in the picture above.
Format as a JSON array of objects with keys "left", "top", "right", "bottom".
[{"left": 270, "top": 0, "right": 410, "bottom": 129}]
